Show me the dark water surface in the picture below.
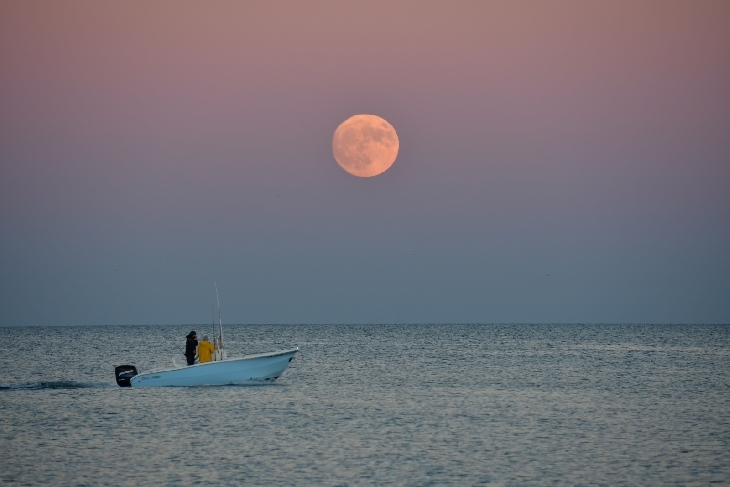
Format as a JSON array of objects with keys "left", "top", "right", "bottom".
[{"left": 0, "top": 324, "right": 728, "bottom": 485}]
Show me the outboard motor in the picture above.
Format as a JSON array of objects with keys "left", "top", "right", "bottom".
[{"left": 114, "top": 365, "right": 138, "bottom": 387}]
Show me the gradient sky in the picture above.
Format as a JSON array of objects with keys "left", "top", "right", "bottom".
[{"left": 1, "top": 0, "right": 728, "bottom": 325}]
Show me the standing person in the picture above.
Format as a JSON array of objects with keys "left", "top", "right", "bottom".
[
  {"left": 197, "top": 335, "right": 215, "bottom": 363},
  {"left": 185, "top": 331, "right": 198, "bottom": 366}
]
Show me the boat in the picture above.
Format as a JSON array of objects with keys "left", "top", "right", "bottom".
[
  {"left": 114, "top": 284, "right": 299, "bottom": 387},
  {"left": 114, "top": 347, "right": 299, "bottom": 387}
]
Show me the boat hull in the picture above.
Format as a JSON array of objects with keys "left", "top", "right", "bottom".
[{"left": 129, "top": 348, "right": 298, "bottom": 387}]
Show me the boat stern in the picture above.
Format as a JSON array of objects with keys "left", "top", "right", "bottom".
[{"left": 114, "top": 365, "right": 138, "bottom": 387}]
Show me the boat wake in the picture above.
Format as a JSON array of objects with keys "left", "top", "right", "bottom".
[{"left": 0, "top": 381, "right": 113, "bottom": 390}]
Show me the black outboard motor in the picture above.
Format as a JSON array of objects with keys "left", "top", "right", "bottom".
[{"left": 114, "top": 365, "right": 138, "bottom": 387}]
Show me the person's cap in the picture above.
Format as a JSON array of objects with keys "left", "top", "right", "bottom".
[
  {"left": 187, "top": 331, "right": 197, "bottom": 338},
  {"left": 202, "top": 335, "right": 208, "bottom": 341}
]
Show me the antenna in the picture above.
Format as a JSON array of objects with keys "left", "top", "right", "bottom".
[
  {"left": 215, "top": 282, "right": 223, "bottom": 348},
  {"left": 215, "top": 281, "right": 220, "bottom": 321}
]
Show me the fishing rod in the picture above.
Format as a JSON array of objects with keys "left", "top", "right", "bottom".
[{"left": 215, "top": 281, "right": 223, "bottom": 347}]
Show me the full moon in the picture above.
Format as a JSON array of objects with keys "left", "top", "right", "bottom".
[{"left": 332, "top": 114, "right": 399, "bottom": 177}]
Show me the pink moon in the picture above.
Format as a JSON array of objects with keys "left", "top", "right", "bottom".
[{"left": 332, "top": 114, "right": 399, "bottom": 177}]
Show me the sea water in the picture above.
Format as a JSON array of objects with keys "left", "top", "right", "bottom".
[{"left": 0, "top": 324, "right": 728, "bottom": 485}]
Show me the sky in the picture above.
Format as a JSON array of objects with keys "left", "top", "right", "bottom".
[{"left": 1, "top": 0, "right": 729, "bottom": 326}]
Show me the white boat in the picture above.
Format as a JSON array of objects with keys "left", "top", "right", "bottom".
[
  {"left": 115, "top": 347, "right": 299, "bottom": 387},
  {"left": 114, "top": 284, "right": 299, "bottom": 387}
]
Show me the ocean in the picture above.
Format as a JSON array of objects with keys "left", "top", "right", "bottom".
[{"left": 0, "top": 324, "right": 728, "bottom": 485}]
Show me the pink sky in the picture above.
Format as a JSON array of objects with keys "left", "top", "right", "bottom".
[{"left": 1, "top": 1, "right": 729, "bottom": 324}]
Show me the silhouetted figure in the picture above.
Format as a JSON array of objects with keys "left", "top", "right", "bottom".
[{"left": 185, "top": 331, "right": 198, "bottom": 366}]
